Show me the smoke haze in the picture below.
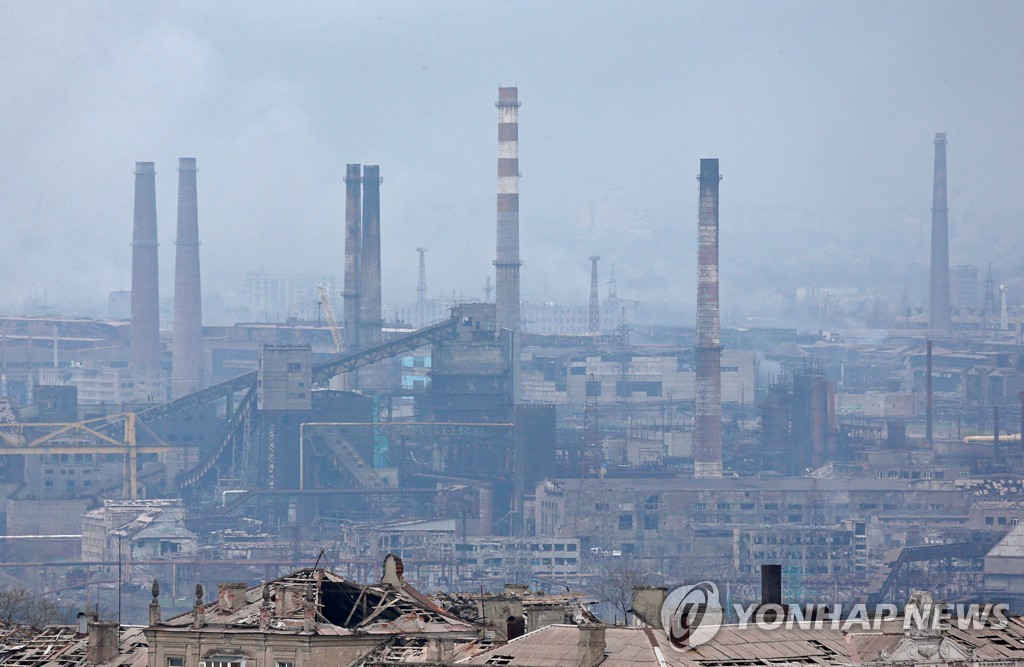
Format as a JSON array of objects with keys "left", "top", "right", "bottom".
[{"left": 1, "top": 1, "right": 1022, "bottom": 325}]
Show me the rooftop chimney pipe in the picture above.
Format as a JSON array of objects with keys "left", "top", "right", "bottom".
[{"left": 87, "top": 621, "right": 119, "bottom": 664}]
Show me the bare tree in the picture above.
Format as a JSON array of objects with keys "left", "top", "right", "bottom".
[
  {"left": 0, "top": 586, "right": 75, "bottom": 628},
  {"left": 593, "top": 563, "right": 654, "bottom": 623}
]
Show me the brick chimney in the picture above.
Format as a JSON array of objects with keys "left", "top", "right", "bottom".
[
  {"left": 482, "top": 595, "right": 523, "bottom": 642},
  {"left": 217, "top": 582, "right": 248, "bottom": 613},
  {"left": 87, "top": 621, "right": 119, "bottom": 664},
  {"left": 259, "top": 585, "right": 272, "bottom": 630},
  {"left": 527, "top": 604, "right": 566, "bottom": 633},
  {"left": 577, "top": 624, "right": 606, "bottom": 667},
  {"left": 631, "top": 586, "right": 667, "bottom": 628}
]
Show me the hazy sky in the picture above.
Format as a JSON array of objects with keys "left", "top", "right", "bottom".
[{"left": 2, "top": 1, "right": 1022, "bottom": 323}]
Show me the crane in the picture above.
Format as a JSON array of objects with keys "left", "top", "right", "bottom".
[
  {"left": 318, "top": 284, "right": 344, "bottom": 353},
  {"left": 0, "top": 412, "right": 172, "bottom": 499}
]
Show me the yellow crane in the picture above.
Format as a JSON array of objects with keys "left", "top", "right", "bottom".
[
  {"left": 318, "top": 283, "right": 344, "bottom": 353},
  {"left": 0, "top": 412, "right": 172, "bottom": 499}
]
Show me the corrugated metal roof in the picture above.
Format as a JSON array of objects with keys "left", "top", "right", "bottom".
[{"left": 986, "top": 522, "right": 1024, "bottom": 557}]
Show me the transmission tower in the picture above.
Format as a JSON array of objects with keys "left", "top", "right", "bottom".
[{"left": 588, "top": 256, "right": 601, "bottom": 334}]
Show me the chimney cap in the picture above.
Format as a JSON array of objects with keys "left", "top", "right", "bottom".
[
  {"left": 134, "top": 162, "right": 155, "bottom": 175},
  {"left": 177, "top": 157, "right": 197, "bottom": 171}
]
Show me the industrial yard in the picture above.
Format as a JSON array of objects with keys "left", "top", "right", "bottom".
[{"left": 0, "top": 2, "right": 1023, "bottom": 665}]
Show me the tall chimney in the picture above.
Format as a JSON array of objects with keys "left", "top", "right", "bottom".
[
  {"left": 359, "top": 165, "right": 383, "bottom": 347},
  {"left": 588, "top": 256, "right": 600, "bottom": 334},
  {"left": 171, "top": 158, "right": 203, "bottom": 398},
  {"left": 495, "top": 86, "right": 522, "bottom": 403},
  {"left": 130, "top": 162, "right": 161, "bottom": 369},
  {"left": 926, "top": 340, "right": 933, "bottom": 445},
  {"left": 929, "top": 133, "right": 951, "bottom": 334},
  {"left": 417, "top": 247, "right": 429, "bottom": 327},
  {"left": 343, "top": 164, "right": 362, "bottom": 352},
  {"left": 695, "top": 159, "right": 723, "bottom": 479}
]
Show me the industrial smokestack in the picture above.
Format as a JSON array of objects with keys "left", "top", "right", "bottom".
[
  {"left": 929, "top": 133, "right": 951, "bottom": 334},
  {"left": 130, "top": 162, "right": 161, "bottom": 369},
  {"left": 343, "top": 164, "right": 362, "bottom": 352},
  {"left": 695, "top": 158, "right": 723, "bottom": 479},
  {"left": 588, "top": 256, "right": 600, "bottom": 334},
  {"left": 495, "top": 86, "right": 522, "bottom": 402},
  {"left": 926, "top": 340, "right": 933, "bottom": 445},
  {"left": 171, "top": 158, "right": 203, "bottom": 398},
  {"left": 416, "top": 247, "right": 428, "bottom": 327},
  {"left": 359, "top": 165, "right": 382, "bottom": 347}
]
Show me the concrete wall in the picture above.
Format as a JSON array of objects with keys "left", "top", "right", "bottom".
[{"left": 4, "top": 497, "right": 88, "bottom": 561}]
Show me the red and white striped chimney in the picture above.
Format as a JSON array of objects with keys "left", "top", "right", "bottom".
[{"left": 495, "top": 86, "right": 522, "bottom": 402}]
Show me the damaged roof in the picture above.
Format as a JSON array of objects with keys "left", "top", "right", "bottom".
[
  {"left": 157, "top": 567, "right": 476, "bottom": 637},
  {"left": 0, "top": 625, "right": 148, "bottom": 667}
]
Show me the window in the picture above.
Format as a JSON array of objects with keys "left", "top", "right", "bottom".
[
  {"left": 207, "top": 657, "right": 244, "bottom": 667},
  {"left": 276, "top": 662, "right": 294, "bottom": 667},
  {"left": 168, "top": 659, "right": 184, "bottom": 667},
  {"left": 618, "top": 514, "right": 633, "bottom": 530},
  {"left": 644, "top": 514, "right": 659, "bottom": 530}
]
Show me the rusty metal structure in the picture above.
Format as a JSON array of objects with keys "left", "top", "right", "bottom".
[
  {"left": 929, "top": 133, "right": 951, "bottom": 334},
  {"left": 495, "top": 87, "right": 521, "bottom": 402},
  {"left": 130, "top": 162, "right": 160, "bottom": 369},
  {"left": 694, "top": 158, "right": 722, "bottom": 478},
  {"left": 171, "top": 158, "right": 203, "bottom": 398},
  {"left": 588, "top": 256, "right": 600, "bottom": 334},
  {"left": 343, "top": 163, "right": 362, "bottom": 352}
]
